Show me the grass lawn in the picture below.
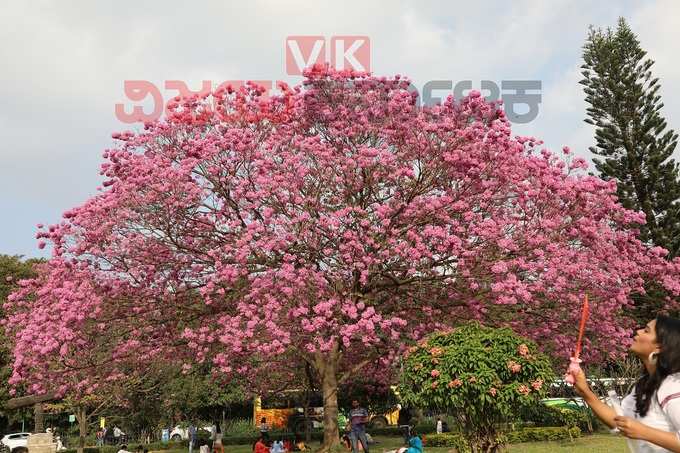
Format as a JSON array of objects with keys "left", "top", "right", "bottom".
[
  {"left": 507, "top": 434, "right": 629, "bottom": 452},
  {"left": 159, "top": 433, "right": 629, "bottom": 452}
]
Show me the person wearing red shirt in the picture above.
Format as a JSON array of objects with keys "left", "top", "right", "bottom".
[{"left": 253, "top": 437, "right": 269, "bottom": 453}]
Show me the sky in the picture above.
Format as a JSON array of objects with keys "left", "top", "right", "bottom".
[{"left": 1, "top": 0, "right": 679, "bottom": 259}]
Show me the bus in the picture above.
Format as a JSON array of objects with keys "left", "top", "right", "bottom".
[{"left": 253, "top": 391, "right": 400, "bottom": 433}]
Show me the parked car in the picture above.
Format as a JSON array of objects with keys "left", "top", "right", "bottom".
[
  {"left": 541, "top": 397, "right": 587, "bottom": 410},
  {"left": 0, "top": 432, "right": 30, "bottom": 453},
  {"left": 168, "top": 425, "right": 213, "bottom": 442}
]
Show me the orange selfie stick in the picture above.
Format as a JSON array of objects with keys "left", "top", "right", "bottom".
[
  {"left": 565, "top": 294, "right": 589, "bottom": 384},
  {"left": 574, "top": 294, "right": 589, "bottom": 359}
]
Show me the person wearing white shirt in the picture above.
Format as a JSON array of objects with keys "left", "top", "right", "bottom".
[
  {"left": 571, "top": 315, "right": 680, "bottom": 452},
  {"left": 270, "top": 439, "right": 285, "bottom": 453},
  {"left": 113, "top": 426, "right": 123, "bottom": 444}
]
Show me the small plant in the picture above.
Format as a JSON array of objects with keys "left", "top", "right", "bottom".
[
  {"left": 223, "top": 418, "right": 259, "bottom": 437},
  {"left": 398, "top": 322, "right": 555, "bottom": 452}
]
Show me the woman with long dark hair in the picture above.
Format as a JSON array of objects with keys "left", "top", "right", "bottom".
[{"left": 572, "top": 315, "right": 680, "bottom": 452}]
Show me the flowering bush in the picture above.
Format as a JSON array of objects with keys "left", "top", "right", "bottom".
[{"left": 399, "top": 323, "right": 554, "bottom": 452}]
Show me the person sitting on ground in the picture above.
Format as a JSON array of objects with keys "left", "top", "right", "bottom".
[
  {"left": 270, "top": 438, "right": 285, "bottom": 453},
  {"left": 397, "top": 406, "right": 412, "bottom": 446},
  {"left": 253, "top": 436, "right": 270, "bottom": 453},
  {"left": 117, "top": 444, "right": 131, "bottom": 453},
  {"left": 293, "top": 435, "right": 308, "bottom": 452},
  {"left": 406, "top": 429, "right": 423, "bottom": 453},
  {"left": 341, "top": 432, "right": 351, "bottom": 451},
  {"left": 342, "top": 429, "right": 365, "bottom": 452},
  {"left": 55, "top": 436, "right": 65, "bottom": 451},
  {"left": 385, "top": 428, "right": 424, "bottom": 453}
]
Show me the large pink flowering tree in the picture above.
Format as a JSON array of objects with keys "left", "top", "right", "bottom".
[{"left": 6, "top": 67, "right": 680, "bottom": 450}]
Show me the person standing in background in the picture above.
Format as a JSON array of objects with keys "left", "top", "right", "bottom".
[
  {"left": 348, "top": 400, "right": 370, "bottom": 453},
  {"left": 188, "top": 424, "right": 197, "bottom": 453}
]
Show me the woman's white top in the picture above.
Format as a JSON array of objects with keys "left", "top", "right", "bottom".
[{"left": 621, "top": 373, "right": 680, "bottom": 452}]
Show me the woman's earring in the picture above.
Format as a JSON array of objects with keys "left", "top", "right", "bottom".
[{"left": 649, "top": 352, "right": 659, "bottom": 365}]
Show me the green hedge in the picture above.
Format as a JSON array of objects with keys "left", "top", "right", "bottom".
[
  {"left": 61, "top": 442, "right": 182, "bottom": 453},
  {"left": 61, "top": 426, "right": 580, "bottom": 453},
  {"left": 505, "top": 426, "right": 581, "bottom": 443},
  {"left": 61, "top": 449, "right": 100, "bottom": 453},
  {"left": 420, "top": 426, "right": 581, "bottom": 450},
  {"left": 366, "top": 426, "right": 405, "bottom": 436},
  {"left": 420, "top": 433, "right": 469, "bottom": 450},
  {"left": 221, "top": 432, "right": 324, "bottom": 446},
  {"left": 518, "top": 403, "right": 598, "bottom": 432}
]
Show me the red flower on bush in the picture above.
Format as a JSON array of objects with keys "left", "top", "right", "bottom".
[
  {"left": 447, "top": 379, "right": 463, "bottom": 388},
  {"left": 507, "top": 361, "right": 521, "bottom": 373}
]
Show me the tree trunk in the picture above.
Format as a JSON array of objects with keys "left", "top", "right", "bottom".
[
  {"left": 33, "top": 403, "right": 44, "bottom": 433},
  {"left": 303, "top": 362, "right": 316, "bottom": 445},
  {"left": 315, "top": 346, "right": 340, "bottom": 453},
  {"left": 304, "top": 392, "right": 311, "bottom": 444},
  {"left": 75, "top": 407, "right": 88, "bottom": 453}
]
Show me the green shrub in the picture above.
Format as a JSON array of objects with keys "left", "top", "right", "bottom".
[
  {"left": 399, "top": 323, "right": 555, "bottom": 451},
  {"left": 421, "top": 426, "right": 580, "bottom": 451},
  {"left": 505, "top": 426, "right": 581, "bottom": 443},
  {"left": 368, "top": 424, "right": 437, "bottom": 437},
  {"left": 149, "top": 441, "right": 181, "bottom": 450},
  {"left": 60, "top": 441, "right": 182, "bottom": 453},
  {"left": 519, "top": 404, "right": 590, "bottom": 430},
  {"left": 61, "top": 449, "right": 100, "bottom": 453},
  {"left": 223, "top": 418, "right": 258, "bottom": 437},
  {"left": 518, "top": 402, "right": 606, "bottom": 433},
  {"left": 422, "top": 433, "right": 471, "bottom": 452},
  {"left": 364, "top": 427, "right": 403, "bottom": 436}
]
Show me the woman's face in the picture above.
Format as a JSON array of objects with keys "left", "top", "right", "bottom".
[{"left": 631, "top": 319, "right": 661, "bottom": 358}]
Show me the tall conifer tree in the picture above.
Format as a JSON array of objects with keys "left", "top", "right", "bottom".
[{"left": 581, "top": 18, "right": 680, "bottom": 258}]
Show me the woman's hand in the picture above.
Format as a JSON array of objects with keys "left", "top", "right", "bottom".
[
  {"left": 614, "top": 416, "right": 648, "bottom": 440},
  {"left": 571, "top": 369, "right": 592, "bottom": 397}
]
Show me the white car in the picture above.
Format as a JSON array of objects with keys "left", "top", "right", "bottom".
[
  {"left": 0, "top": 433, "right": 30, "bottom": 453},
  {"left": 169, "top": 426, "right": 187, "bottom": 442},
  {"left": 169, "top": 425, "right": 212, "bottom": 442}
]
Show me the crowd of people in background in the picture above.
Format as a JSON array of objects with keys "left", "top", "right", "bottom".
[
  {"left": 251, "top": 433, "right": 310, "bottom": 452},
  {"left": 182, "top": 400, "right": 414, "bottom": 453},
  {"left": 95, "top": 425, "right": 127, "bottom": 446},
  {"left": 35, "top": 399, "right": 427, "bottom": 453},
  {"left": 33, "top": 399, "right": 428, "bottom": 453},
  {"left": 246, "top": 400, "right": 424, "bottom": 453},
  {"left": 85, "top": 399, "right": 425, "bottom": 453}
]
